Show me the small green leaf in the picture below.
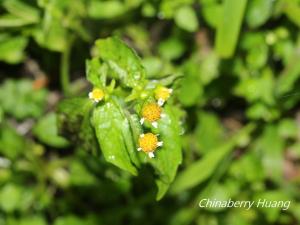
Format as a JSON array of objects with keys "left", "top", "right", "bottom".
[
  {"left": 174, "top": 6, "right": 199, "bottom": 32},
  {"left": 95, "top": 37, "right": 146, "bottom": 88},
  {"left": 215, "top": 0, "right": 248, "bottom": 58},
  {"left": 88, "top": 0, "right": 125, "bottom": 19},
  {"left": 0, "top": 35, "right": 28, "bottom": 64},
  {"left": 246, "top": 0, "right": 273, "bottom": 28},
  {"left": 33, "top": 113, "right": 69, "bottom": 148},
  {"left": 92, "top": 98, "right": 139, "bottom": 175}
]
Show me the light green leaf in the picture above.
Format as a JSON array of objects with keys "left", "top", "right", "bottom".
[
  {"left": 95, "top": 37, "right": 146, "bottom": 88},
  {"left": 33, "top": 113, "right": 69, "bottom": 148},
  {"left": 174, "top": 6, "right": 199, "bottom": 32},
  {"left": 170, "top": 124, "right": 254, "bottom": 194},
  {"left": 246, "top": 0, "right": 273, "bottom": 28},
  {"left": 92, "top": 98, "right": 139, "bottom": 175},
  {"left": 0, "top": 35, "right": 28, "bottom": 64},
  {"left": 88, "top": 0, "right": 125, "bottom": 19},
  {"left": 3, "top": 0, "right": 40, "bottom": 23},
  {"left": 215, "top": 0, "right": 248, "bottom": 58}
]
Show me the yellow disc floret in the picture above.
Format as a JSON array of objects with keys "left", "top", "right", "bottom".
[
  {"left": 141, "top": 103, "right": 162, "bottom": 123},
  {"left": 89, "top": 88, "right": 104, "bottom": 102},
  {"left": 138, "top": 133, "right": 163, "bottom": 158},
  {"left": 154, "top": 86, "right": 172, "bottom": 106},
  {"left": 138, "top": 133, "right": 159, "bottom": 153}
]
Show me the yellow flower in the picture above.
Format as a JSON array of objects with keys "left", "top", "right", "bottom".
[
  {"left": 140, "top": 103, "right": 165, "bottom": 128},
  {"left": 88, "top": 88, "right": 104, "bottom": 102},
  {"left": 154, "top": 86, "right": 173, "bottom": 106},
  {"left": 138, "top": 133, "right": 163, "bottom": 158}
]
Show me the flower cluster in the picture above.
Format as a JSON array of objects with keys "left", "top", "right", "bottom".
[{"left": 137, "top": 86, "right": 173, "bottom": 158}]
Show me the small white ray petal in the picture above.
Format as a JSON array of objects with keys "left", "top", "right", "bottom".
[
  {"left": 148, "top": 152, "right": 155, "bottom": 158},
  {"left": 152, "top": 122, "right": 158, "bottom": 128},
  {"left": 88, "top": 92, "right": 93, "bottom": 99},
  {"left": 158, "top": 98, "right": 164, "bottom": 106},
  {"left": 137, "top": 148, "right": 142, "bottom": 151},
  {"left": 169, "top": 88, "right": 173, "bottom": 93},
  {"left": 161, "top": 113, "right": 166, "bottom": 118},
  {"left": 140, "top": 118, "right": 145, "bottom": 125},
  {"left": 157, "top": 141, "right": 163, "bottom": 147},
  {"left": 140, "top": 133, "right": 145, "bottom": 137}
]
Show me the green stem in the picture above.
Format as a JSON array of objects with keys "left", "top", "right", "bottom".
[{"left": 60, "top": 37, "right": 74, "bottom": 95}]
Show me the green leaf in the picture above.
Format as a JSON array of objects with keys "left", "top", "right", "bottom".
[
  {"left": 57, "top": 98, "right": 98, "bottom": 154},
  {"left": 95, "top": 37, "right": 146, "bottom": 88},
  {"left": 246, "top": 0, "right": 273, "bottom": 28},
  {"left": 174, "top": 6, "right": 199, "bottom": 32},
  {"left": 215, "top": 0, "right": 248, "bottom": 58},
  {"left": 3, "top": 0, "right": 40, "bottom": 23},
  {"left": 33, "top": 113, "right": 70, "bottom": 148},
  {"left": 88, "top": 0, "right": 125, "bottom": 19},
  {"left": 92, "top": 98, "right": 139, "bottom": 175},
  {"left": 0, "top": 35, "right": 28, "bottom": 64},
  {"left": 0, "top": 14, "right": 37, "bottom": 27},
  {"left": 0, "top": 79, "right": 47, "bottom": 119},
  {"left": 86, "top": 58, "right": 107, "bottom": 88},
  {"left": 0, "top": 184, "right": 22, "bottom": 212},
  {"left": 158, "top": 37, "right": 186, "bottom": 60},
  {"left": 150, "top": 105, "right": 183, "bottom": 200},
  {"left": 170, "top": 124, "right": 254, "bottom": 194},
  {"left": 0, "top": 124, "right": 25, "bottom": 159}
]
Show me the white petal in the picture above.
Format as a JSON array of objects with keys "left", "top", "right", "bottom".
[
  {"left": 137, "top": 148, "right": 142, "bottom": 151},
  {"left": 157, "top": 141, "right": 163, "bottom": 147},
  {"left": 140, "top": 134, "right": 145, "bottom": 137},
  {"left": 169, "top": 88, "right": 173, "bottom": 93},
  {"left": 152, "top": 122, "right": 158, "bottom": 128},
  {"left": 148, "top": 152, "right": 155, "bottom": 158},
  {"left": 158, "top": 98, "right": 164, "bottom": 106},
  {"left": 88, "top": 92, "right": 93, "bottom": 99},
  {"left": 140, "top": 118, "right": 145, "bottom": 125},
  {"left": 161, "top": 113, "right": 166, "bottom": 118}
]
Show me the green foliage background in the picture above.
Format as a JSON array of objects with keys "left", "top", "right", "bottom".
[{"left": 0, "top": 0, "right": 300, "bottom": 224}]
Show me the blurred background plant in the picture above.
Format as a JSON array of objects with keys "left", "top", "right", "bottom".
[{"left": 0, "top": 0, "right": 300, "bottom": 224}]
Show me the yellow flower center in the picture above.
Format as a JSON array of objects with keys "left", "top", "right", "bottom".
[
  {"left": 91, "top": 88, "right": 104, "bottom": 101},
  {"left": 142, "top": 103, "right": 161, "bottom": 122},
  {"left": 155, "top": 86, "right": 172, "bottom": 101},
  {"left": 138, "top": 133, "right": 158, "bottom": 152}
]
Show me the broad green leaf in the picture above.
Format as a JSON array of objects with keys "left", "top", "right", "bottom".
[
  {"left": 215, "top": 0, "right": 248, "bottom": 58},
  {"left": 246, "top": 0, "right": 273, "bottom": 28},
  {"left": 170, "top": 124, "right": 254, "bottom": 194},
  {"left": 33, "top": 113, "right": 69, "bottom": 148},
  {"left": 150, "top": 105, "right": 183, "bottom": 200},
  {"left": 95, "top": 37, "right": 146, "bottom": 88},
  {"left": 0, "top": 35, "right": 28, "bottom": 64},
  {"left": 3, "top": 0, "right": 40, "bottom": 23},
  {"left": 92, "top": 98, "right": 139, "bottom": 175},
  {"left": 57, "top": 98, "right": 98, "bottom": 154},
  {"left": 174, "top": 6, "right": 199, "bottom": 32}
]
